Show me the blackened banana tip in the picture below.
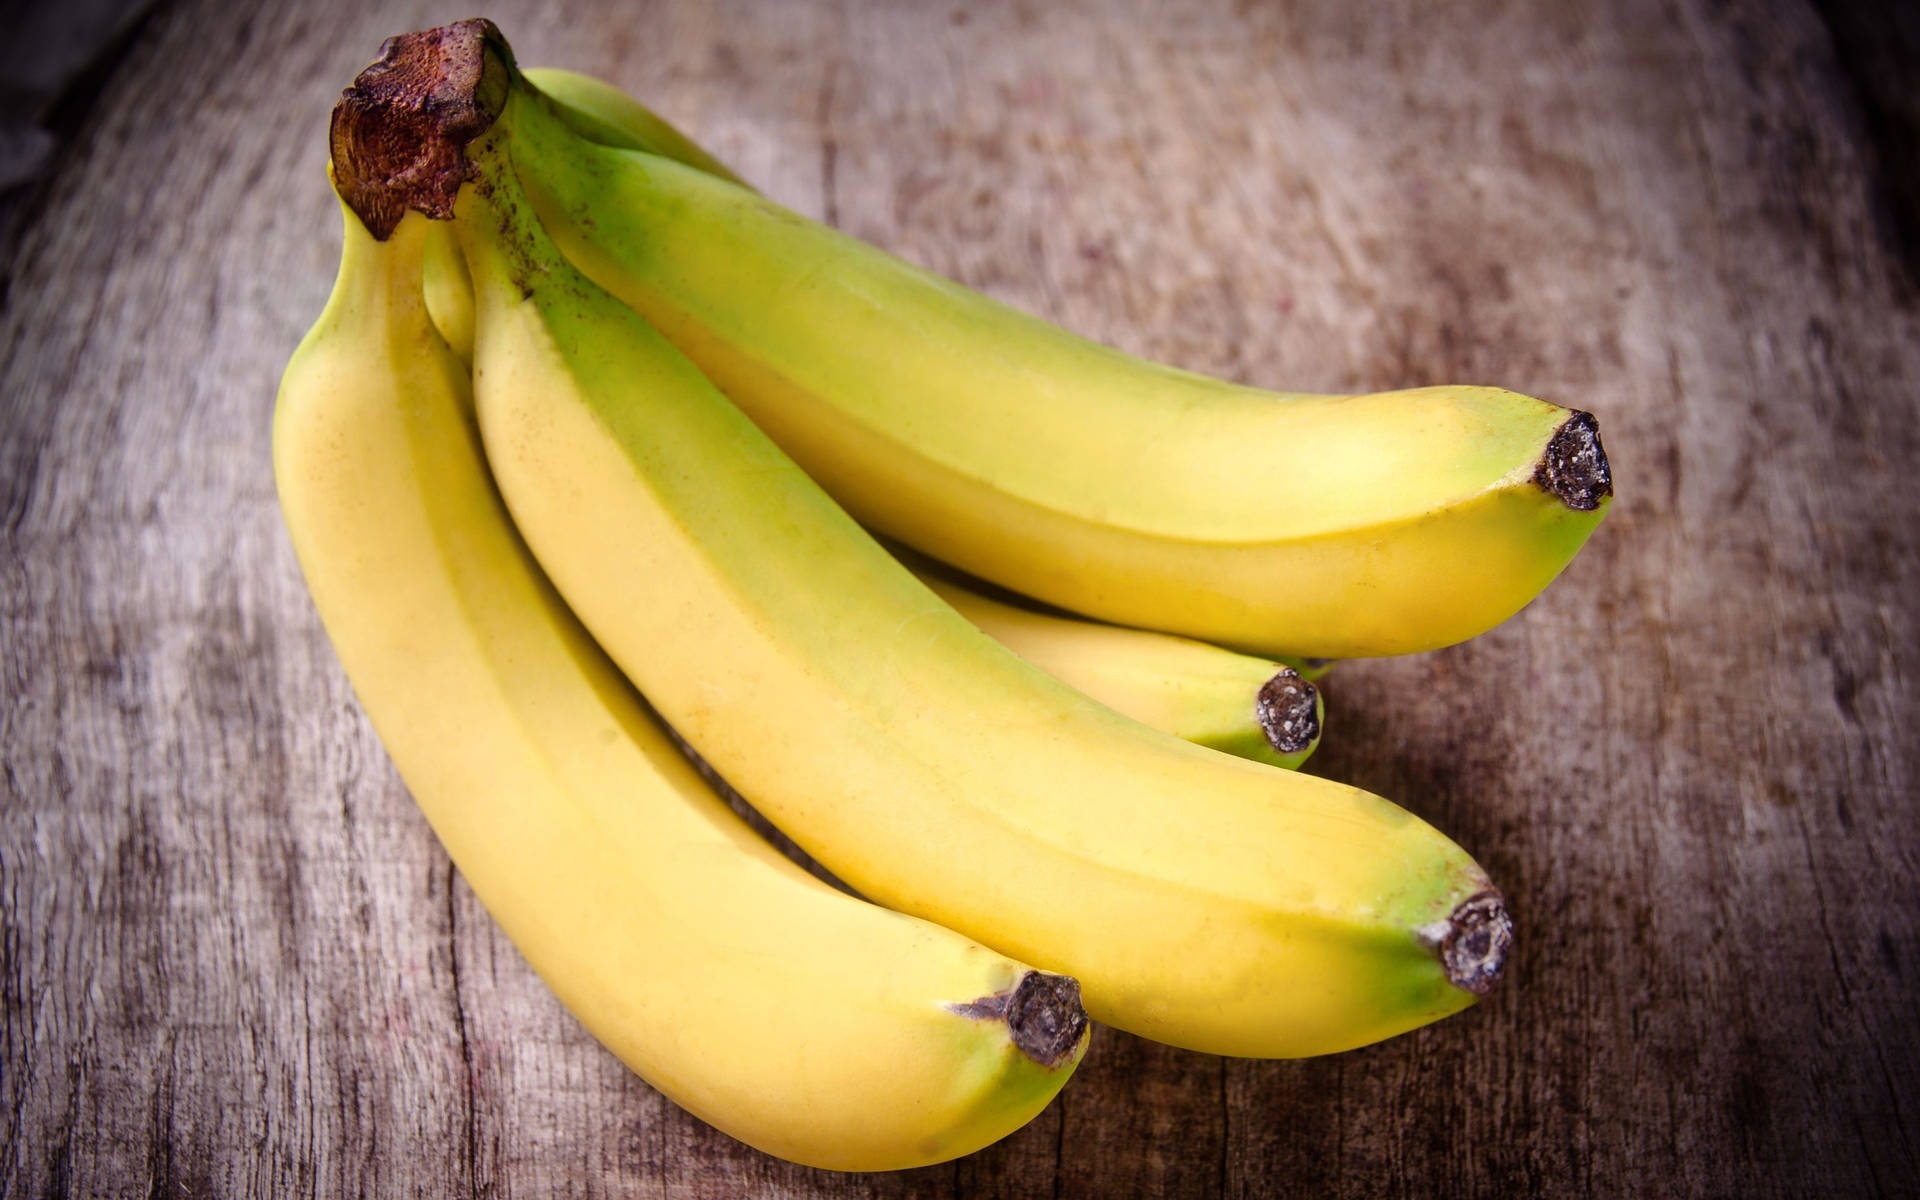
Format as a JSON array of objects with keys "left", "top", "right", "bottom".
[
  {"left": 1440, "top": 891, "right": 1513, "bottom": 996},
  {"left": 1532, "top": 411, "right": 1613, "bottom": 511},
  {"left": 949, "top": 972, "right": 1088, "bottom": 1069},
  {"left": 1256, "top": 668, "right": 1320, "bottom": 754}
]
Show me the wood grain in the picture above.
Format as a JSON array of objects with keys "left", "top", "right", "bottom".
[{"left": 3, "top": 0, "right": 1916, "bottom": 1195}]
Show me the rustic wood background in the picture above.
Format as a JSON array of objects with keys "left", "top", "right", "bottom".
[{"left": 4, "top": 0, "right": 1916, "bottom": 1195}]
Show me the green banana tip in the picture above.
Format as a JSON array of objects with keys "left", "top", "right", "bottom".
[
  {"left": 1533, "top": 411, "right": 1613, "bottom": 511},
  {"left": 328, "top": 18, "right": 520, "bottom": 239},
  {"left": 948, "top": 972, "right": 1090, "bottom": 1070}
]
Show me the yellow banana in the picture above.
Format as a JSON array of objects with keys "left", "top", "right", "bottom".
[
  {"left": 421, "top": 228, "right": 1322, "bottom": 774},
  {"left": 425, "top": 68, "right": 1340, "bottom": 742},
  {"left": 413, "top": 74, "right": 1323, "bottom": 774},
  {"left": 274, "top": 184, "right": 1086, "bottom": 1168},
  {"left": 336, "top": 23, "right": 1513, "bottom": 1059},
  {"left": 504, "top": 66, "right": 1611, "bottom": 660},
  {"left": 905, "top": 555, "right": 1323, "bottom": 770}
]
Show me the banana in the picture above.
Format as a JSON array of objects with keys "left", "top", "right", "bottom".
[
  {"left": 439, "top": 67, "right": 1336, "bottom": 691},
  {"left": 274, "top": 186, "right": 1086, "bottom": 1168},
  {"left": 413, "top": 80, "right": 1322, "bottom": 775},
  {"left": 904, "top": 554, "right": 1323, "bottom": 770},
  {"left": 422, "top": 67, "right": 750, "bottom": 362},
  {"left": 420, "top": 68, "right": 1335, "bottom": 756},
  {"left": 503, "top": 65, "right": 1612, "bottom": 660},
  {"left": 334, "top": 21, "right": 1514, "bottom": 1059},
  {"left": 418, "top": 241, "right": 1318, "bottom": 777}
]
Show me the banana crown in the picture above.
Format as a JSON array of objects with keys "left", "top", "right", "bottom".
[
  {"left": 309, "top": 13, "right": 1531, "bottom": 1077},
  {"left": 480, "top": 57, "right": 1612, "bottom": 657}
]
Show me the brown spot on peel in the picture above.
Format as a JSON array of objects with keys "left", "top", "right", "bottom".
[
  {"left": 1255, "top": 667, "right": 1320, "bottom": 754},
  {"left": 328, "top": 19, "right": 517, "bottom": 238},
  {"left": 1532, "top": 410, "right": 1613, "bottom": 511},
  {"left": 949, "top": 972, "right": 1088, "bottom": 1069},
  {"left": 1437, "top": 891, "right": 1513, "bottom": 996}
]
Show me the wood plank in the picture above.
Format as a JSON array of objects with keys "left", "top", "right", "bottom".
[{"left": 3, "top": 0, "right": 1915, "bottom": 1195}]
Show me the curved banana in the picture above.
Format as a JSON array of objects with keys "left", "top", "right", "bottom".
[
  {"left": 447, "top": 65, "right": 1345, "bottom": 712},
  {"left": 274, "top": 189, "right": 1085, "bottom": 1169},
  {"left": 905, "top": 556, "right": 1323, "bottom": 770},
  {"left": 412, "top": 73, "right": 1323, "bottom": 774},
  {"left": 434, "top": 69, "right": 1348, "bottom": 696},
  {"left": 443, "top": 67, "right": 1344, "bottom": 692},
  {"left": 332, "top": 24, "right": 1513, "bottom": 1059},
  {"left": 418, "top": 236, "right": 1318, "bottom": 776},
  {"left": 504, "top": 67, "right": 1611, "bottom": 660},
  {"left": 418, "top": 230, "right": 1322, "bottom": 775}
]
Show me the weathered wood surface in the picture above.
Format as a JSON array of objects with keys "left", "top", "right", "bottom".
[{"left": 3, "top": 0, "right": 1916, "bottom": 1195}]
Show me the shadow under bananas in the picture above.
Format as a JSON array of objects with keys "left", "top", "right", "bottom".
[{"left": 658, "top": 711, "right": 862, "bottom": 897}]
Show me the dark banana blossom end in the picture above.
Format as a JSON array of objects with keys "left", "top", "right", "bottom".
[
  {"left": 949, "top": 972, "right": 1089, "bottom": 1069},
  {"left": 1532, "top": 411, "right": 1612, "bottom": 511},
  {"left": 1437, "top": 891, "right": 1513, "bottom": 996},
  {"left": 1256, "top": 668, "right": 1321, "bottom": 754}
]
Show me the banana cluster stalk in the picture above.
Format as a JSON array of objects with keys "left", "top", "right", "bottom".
[
  {"left": 272, "top": 196, "right": 1090, "bottom": 1167},
  {"left": 497, "top": 62, "right": 1612, "bottom": 662},
  {"left": 322, "top": 21, "right": 1513, "bottom": 1064},
  {"left": 273, "top": 196, "right": 1087, "bottom": 1170}
]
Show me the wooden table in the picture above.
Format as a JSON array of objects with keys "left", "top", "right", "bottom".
[{"left": 5, "top": 0, "right": 1915, "bottom": 1195}]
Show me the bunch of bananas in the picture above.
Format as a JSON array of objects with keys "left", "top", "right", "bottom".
[{"left": 275, "top": 20, "right": 1611, "bottom": 1172}]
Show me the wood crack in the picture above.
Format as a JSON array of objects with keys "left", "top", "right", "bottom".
[
  {"left": 816, "top": 62, "right": 840, "bottom": 230},
  {"left": 1050, "top": 1072, "right": 1066, "bottom": 1200},
  {"left": 1216, "top": 1059, "right": 1229, "bottom": 1193},
  {"left": 0, "top": 836, "right": 29, "bottom": 1190},
  {"left": 445, "top": 861, "right": 479, "bottom": 1198}
]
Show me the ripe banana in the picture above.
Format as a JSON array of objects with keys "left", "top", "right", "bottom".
[
  {"left": 419, "top": 236, "right": 1316, "bottom": 777},
  {"left": 333, "top": 23, "right": 1513, "bottom": 1058},
  {"left": 417, "top": 238, "right": 1322, "bottom": 776},
  {"left": 436, "top": 66, "right": 1346, "bottom": 697},
  {"left": 905, "top": 555, "right": 1323, "bottom": 770},
  {"left": 415, "top": 75, "right": 1323, "bottom": 775},
  {"left": 503, "top": 66, "right": 1612, "bottom": 660},
  {"left": 273, "top": 187, "right": 1086, "bottom": 1169},
  {"left": 435, "top": 65, "right": 1352, "bottom": 695}
]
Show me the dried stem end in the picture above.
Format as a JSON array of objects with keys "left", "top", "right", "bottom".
[
  {"left": 1532, "top": 410, "right": 1613, "bottom": 511},
  {"left": 1437, "top": 891, "right": 1513, "bottom": 996},
  {"left": 948, "top": 972, "right": 1089, "bottom": 1069},
  {"left": 328, "top": 19, "right": 517, "bottom": 239},
  {"left": 1255, "top": 668, "right": 1320, "bottom": 754}
]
